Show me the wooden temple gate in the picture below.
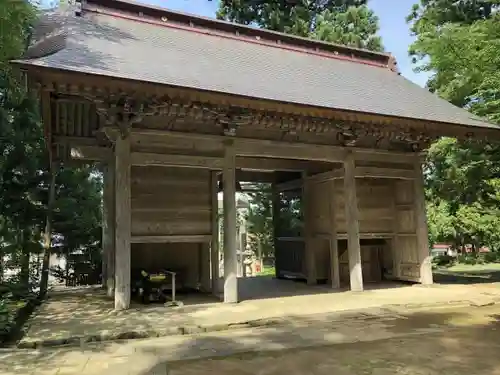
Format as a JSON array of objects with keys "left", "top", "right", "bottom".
[
  {"left": 14, "top": 0, "right": 499, "bottom": 310},
  {"left": 44, "top": 86, "right": 435, "bottom": 309}
]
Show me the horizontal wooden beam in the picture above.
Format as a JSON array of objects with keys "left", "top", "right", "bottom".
[
  {"left": 67, "top": 130, "right": 420, "bottom": 168},
  {"left": 237, "top": 156, "right": 329, "bottom": 172},
  {"left": 278, "top": 233, "right": 394, "bottom": 241},
  {"left": 355, "top": 167, "right": 414, "bottom": 180},
  {"left": 353, "top": 150, "right": 417, "bottom": 164},
  {"left": 130, "top": 153, "right": 331, "bottom": 172},
  {"left": 315, "top": 232, "right": 394, "bottom": 240},
  {"left": 131, "top": 152, "right": 223, "bottom": 169},
  {"left": 131, "top": 235, "right": 212, "bottom": 243},
  {"left": 235, "top": 138, "right": 345, "bottom": 162},
  {"left": 236, "top": 170, "right": 275, "bottom": 183},
  {"left": 131, "top": 129, "right": 418, "bottom": 163},
  {"left": 70, "top": 147, "right": 335, "bottom": 175},
  {"left": 132, "top": 129, "right": 343, "bottom": 162},
  {"left": 275, "top": 179, "right": 303, "bottom": 191},
  {"left": 308, "top": 169, "right": 344, "bottom": 184},
  {"left": 53, "top": 136, "right": 99, "bottom": 146},
  {"left": 306, "top": 166, "right": 415, "bottom": 183}
]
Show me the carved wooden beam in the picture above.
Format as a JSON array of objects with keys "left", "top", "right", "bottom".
[{"left": 51, "top": 83, "right": 442, "bottom": 151}]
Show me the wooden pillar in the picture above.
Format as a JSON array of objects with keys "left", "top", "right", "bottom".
[
  {"left": 114, "top": 134, "right": 131, "bottom": 310},
  {"left": 199, "top": 243, "right": 211, "bottom": 292},
  {"left": 102, "top": 209, "right": 107, "bottom": 289},
  {"left": 272, "top": 182, "right": 281, "bottom": 279},
  {"left": 329, "top": 178, "right": 340, "bottom": 289},
  {"left": 413, "top": 156, "right": 433, "bottom": 285},
  {"left": 223, "top": 142, "right": 238, "bottom": 303},
  {"left": 103, "top": 161, "right": 116, "bottom": 297},
  {"left": 303, "top": 172, "right": 316, "bottom": 285},
  {"left": 344, "top": 153, "right": 363, "bottom": 292},
  {"left": 391, "top": 181, "right": 402, "bottom": 280},
  {"left": 210, "top": 171, "right": 219, "bottom": 295},
  {"left": 101, "top": 165, "right": 107, "bottom": 290},
  {"left": 39, "top": 164, "right": 57, "bottom": 298}
]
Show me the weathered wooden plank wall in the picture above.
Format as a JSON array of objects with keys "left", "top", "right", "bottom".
[
  {"left": 394, "top": 179, "right": 420, "bottom": 281},
  {"left": 308, "top": 178, "right": 394, "bottom": 281},
  {"left": 338, "top": 241, "right": 384, "bottom": 284},
  {"left": 309, "top": 179, "right": 394, "bottom": 238},
  {"left": 129, "top": 166, "right": 212, "bottom": 289},
  {"left": 130, "top": 166, "right": 211, "bottom": 237},
  {"left": 307, "top": 176, "right": 420, "bottom": 284}
]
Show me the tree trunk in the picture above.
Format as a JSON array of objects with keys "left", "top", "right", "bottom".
[
  {"left": 18, "top": 227, "right": 30, "bottom": 291},
  {"left": 39, "top": 166, "right": 57, "bottom": 298},
  {"left": 20, "top": 251, "right": 30, "bottom": 291},
  {"left": 0, "top": 250, "right": 3, "bottom": 283}
]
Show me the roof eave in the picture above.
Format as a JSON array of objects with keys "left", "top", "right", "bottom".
[{"left": 13, "top": 61, "right": 499, "bottom": 139}]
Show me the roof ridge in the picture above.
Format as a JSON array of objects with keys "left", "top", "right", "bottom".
[{"left": 83, "top": 0, "right": 398, "bottom": 72}]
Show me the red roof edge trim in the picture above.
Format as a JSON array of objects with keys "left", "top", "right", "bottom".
[{"left": 83, "top": 1, "right": 393, "bottom": 70}]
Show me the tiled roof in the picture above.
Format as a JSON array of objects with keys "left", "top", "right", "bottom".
[{"left": 16, "top": 5, "right": 496, "bottom": 130}]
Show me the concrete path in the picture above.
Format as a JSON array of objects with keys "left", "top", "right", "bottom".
[
  {"left": 19, "top": 278, "right": 500, "bottom": 348},
  {"left": 3, "top": 304, "right": 500, "bottom": 375}
]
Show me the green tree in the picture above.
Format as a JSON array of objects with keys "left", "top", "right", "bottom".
[
  {"left": 426, "top": 201, "right": 455, "bottom": 246},
  {"left": 217, "top": 0, "right": 383, "bottom": 50},
  {"left": 0, "top": 1, "right": 103, "bottom": 298},
  {"left": 408, "top": 2, "right": 500, "bottom": 110},
  {"left": 312, "top": 5, "right": 382, "bottom": 50},
  {"left": 246, "top": 189, "right": 274, "bottom": 258},
  {"left": 0, "top": 0, "right": 44, "bottom": 293},
  {"left": 409, "top": 1, "right": 500, "bottom": 254}
]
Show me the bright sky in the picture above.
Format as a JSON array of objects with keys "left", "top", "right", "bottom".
[{"left": 42, "top": 0, "right": 430, "bottom": 86}]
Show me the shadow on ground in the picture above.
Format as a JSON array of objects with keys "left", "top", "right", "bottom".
[
  {"left": 434, "top": 268, "right": 500, "bottom": 285},
  {"left": 235, "top": 275, "right": 408, "bottom": 301},
  {"left": 16, "top": 278, "right": 414, "bottom": 348},
  {"left": 137, "top": 308, "right": 500, "bottom": 375},
  {"left": 16, "top": 286, "right": 220, "bottom": 347},
  {"left": 4, "top": 305, "right": 500, "bottom": 375}
]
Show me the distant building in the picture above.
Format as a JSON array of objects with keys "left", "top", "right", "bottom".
[
  {"left": 431, "top": 243, "right": 490, "bottom": 257},
  {"left": 431, "top": 244, "right": 456, "bottom": 257}
]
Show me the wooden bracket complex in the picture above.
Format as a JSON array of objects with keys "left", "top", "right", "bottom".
[
  {"left": 93, "top": 98, "right": 143, "bottom": 139},
  {"left": 49, "top": 82, "right": 441, "bottom": 152}
]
